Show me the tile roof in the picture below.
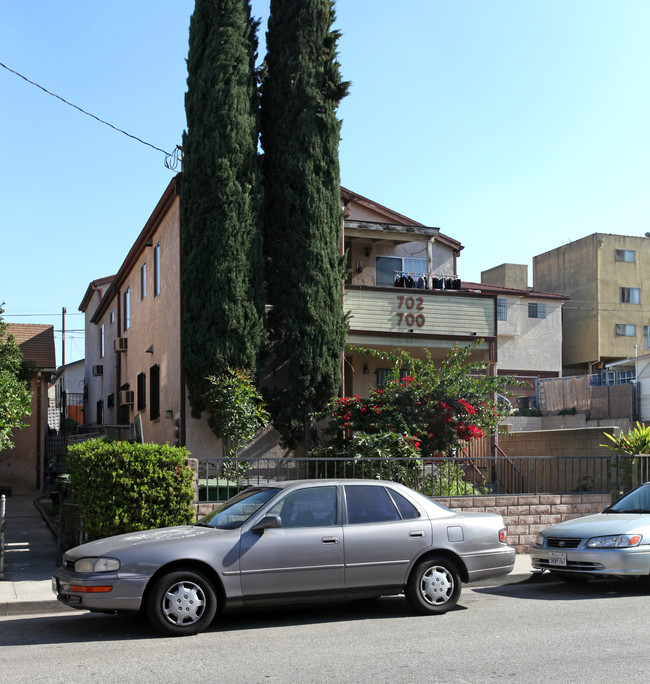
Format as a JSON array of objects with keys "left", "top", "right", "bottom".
[{"left": 5, "top": 324, "right": 56, "bottom": 369}]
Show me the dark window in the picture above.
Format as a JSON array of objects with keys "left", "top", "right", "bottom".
[
  {"left": 345, "top": 485, "right": 401, "bottom": 524},
  {"left": 615, "top": 249, "right": 635, "bottom": 263},
  {"left": 620, "top": 287, "right": 640, "bottom": 304},
  {"left": 149, "top": 364, "right": 160, "bottom": 420},
  {"left": 140, "top": 262, "right": 147, "bottom": 300},
  {"left": 267, "top": 486, "right": 337, "bottom": 527},
  {"left": 615, "top": 323, "right": 636, "bottom": 337},
  {"left": 96, "top": 400, "right": 104, "bottom": 425},
  {"left": 388, "top": 489, "right": 420, "bottom": 519},
  {"left": 497, "top": 298, "right": 507, "bottom": 321},
  {"left": 107, "top": 393, "right": 115, "bottom": 409},
  {"left": 123, "top": 287, "right": 131, "bottom": 331},
  {"left": 137, "top": 372, "right": 146, "bottom": 411},
  {"left": 528, "top": 302, "right": 546, "bottom": 319}
]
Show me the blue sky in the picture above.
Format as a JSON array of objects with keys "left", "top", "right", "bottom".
[{"left": 2, "top": 1, "right": 649, "bottom": 366}]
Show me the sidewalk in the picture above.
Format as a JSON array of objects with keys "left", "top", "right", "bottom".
[
  {"left": 0, "top": 494, "right": 68, "bottom": 616},
  {"left": 0, "top": 493, "right": 535, "bottom": 616}
]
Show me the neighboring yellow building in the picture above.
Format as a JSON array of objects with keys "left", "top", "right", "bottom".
[{"left": 533, "top": 233, "right": 650, "bottom": 375}]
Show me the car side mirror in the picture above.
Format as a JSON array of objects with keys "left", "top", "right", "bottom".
[{"left": 251, "top": 515, "right": 282, "bottom": 533}]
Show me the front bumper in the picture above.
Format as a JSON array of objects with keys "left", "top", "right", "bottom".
[
  {"left": 52, "top": 568, "right": 149, "bottom": 613},
  {"left": 530, "top": 545, "right": 650, "bottom": 577}
]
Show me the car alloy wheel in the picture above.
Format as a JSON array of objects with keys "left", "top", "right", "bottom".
[
  {"left": 146, "top": 569, "right": 217, "bottom": 636},
  {"left": 406, "top": 556, "right": 462, "bottom": 615}
]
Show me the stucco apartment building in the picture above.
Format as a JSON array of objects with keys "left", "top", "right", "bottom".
[
  {"left": 533, "top": 233, "right": 650, "bottom": 376},
  {"left": 79, "top": 176, "right": 566, "bottom": 459},
  {"left": 478, "top": 263, "right": 568, "bottom": 399}
]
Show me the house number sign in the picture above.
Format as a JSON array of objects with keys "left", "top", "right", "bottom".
[{"left": 395, "top": 295, "right": 425, "bottom": 327}]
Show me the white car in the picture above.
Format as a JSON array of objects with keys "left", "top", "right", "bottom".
[{"left": 530, "top": 482, "right": 650, "bottom": 581}]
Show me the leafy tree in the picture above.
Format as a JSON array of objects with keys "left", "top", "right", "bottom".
[
  {"left": 0, "top": 304, "right": 32, "bottom": 451},
  {"left": 181, "top": 0, "right": 264, "bottom": 419},
  {"left": 317, "top": 343, "right": 515, "bottom": 459},
  {"left": 261, "top": 0, "right": 349, "bottom": 448},
  {"left": 205, "top": 367, "right": 270, "bottom": 478}
]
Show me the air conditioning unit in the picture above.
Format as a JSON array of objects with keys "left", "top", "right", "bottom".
[
  {"left": 119, "top": 390, "right": 135, "bottom": 406},
  {"left": 92, "top": 365, "right": 103, "bottom": 377},
  {"left": 114, "top": 337, "right": 128, "bottom": 352}
]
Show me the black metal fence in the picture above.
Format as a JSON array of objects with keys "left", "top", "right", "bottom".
[
  {"left": 195, "top": 454, "right": 650, "bottom": 502},
  {"left": 53, "top": 454, "right": 650, "bottom": 557}
]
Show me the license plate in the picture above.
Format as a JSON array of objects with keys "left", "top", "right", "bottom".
[{"left": 549, "top": 551, "right": 567, "bottom": 567}]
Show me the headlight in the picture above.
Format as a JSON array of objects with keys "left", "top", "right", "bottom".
[
  {"left": 535, "top": 533, "right": 545, "bottom": 546},
  {"left": 74, "top": 557, "right": 121, "bottom": 573},
  {"left": 586, "top": 535, "right": 642, "bottom": 548}
]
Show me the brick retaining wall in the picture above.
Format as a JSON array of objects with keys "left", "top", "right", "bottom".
[{"left": 434, "top": 493, "right": 612, "bottom": 553}]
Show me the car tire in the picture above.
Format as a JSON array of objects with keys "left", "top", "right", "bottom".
[
  {"left": 145, "top": 568, "right": 217, "bottom": 636},
  {"left": 405, "top": 556, "right": 462, "bottom": 615}
]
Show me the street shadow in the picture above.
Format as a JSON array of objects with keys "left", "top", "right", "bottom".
[
  {"left": 0, "top": 595, "right": 468, "bottom": 646},
  {"left": 473, "top": 570, "right": 650, "bottom": 602}
]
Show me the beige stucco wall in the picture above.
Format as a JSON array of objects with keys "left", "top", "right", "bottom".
[
  {"left": 118, "top": 198, "right": 183, "bottom": 445},
  {"left": 496, "top": 297, "right": 563, "bottom": 374},
  {"left": 534, "top": 234, "right": 650, "bottom": 372}
]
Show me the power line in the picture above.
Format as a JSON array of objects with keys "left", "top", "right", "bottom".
[{"left": 0, "top": 60, "right": 182, "bottom": 169}]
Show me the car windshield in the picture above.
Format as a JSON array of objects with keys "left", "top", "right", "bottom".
[
  {"left": 198, "top": 487, "right": 280, "bottom": 529},
  {"left": 604, "top": 484, "right": 650, "bottom": 514}
]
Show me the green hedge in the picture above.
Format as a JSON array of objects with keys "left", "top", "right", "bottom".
[{"left": 65, "top": 440, "right": 195, "bottom": 541}]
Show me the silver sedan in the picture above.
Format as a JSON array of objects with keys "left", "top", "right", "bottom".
[
  {"left": 53, "top": 479, "right": 514, "bottom": 636},
  {"left": 530, "top": 482, "right": 650, "bottom": 582}
]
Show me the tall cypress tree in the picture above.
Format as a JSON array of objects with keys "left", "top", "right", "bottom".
[
  {"left": 261, "top": 0, "right": 349, "bottom": 448},
  {"left": 181, "top": 0, "right": 264, "bottom": 418}
]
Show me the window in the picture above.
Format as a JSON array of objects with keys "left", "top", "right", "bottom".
[
  {"left": 140, "top": 262, "right": 147, "bottom": 300},
  {"left": 620, "top": 287, "right": 640, "bottom": 304},
  {"left": 149, "top": 364, "right": 160, "bottom": 420},
  {"left": 376, "top": 368, "right": 409, "bottom": 388},
  {"left": 153, "top": 242, "right": 161, "bottom": 297},
  {"left": 615, "top": 249, "right": 635, "bottom": 263},
  {"left": 96, "top": 400, "right": 104, "bottom": 425},
  {"left": 615, "top": 323, "right": 636, "bottom": 337},
  {"left": 109, "top": 310, "right": 115, "bottom": 325},
  {"left": 644, "top": 326, "right": 650, "bottom": 349},
  {"left": 497, "top": 298, "right": 507, "bottom": 321},
  {"left": 388, "top": 489, "right": 420, "bottom": 520},
  {"left": 617, "top": 371, "right": 636, "bottom": 384},
  {"left": 123, "top": 287, "right": 131, "bottom": 331},
  {"left": 107, "top": 393, "right": 115, "bottom": 409},
  {"left": 267, "top": 486, "right": 337, "bottom": 527},
  {"left": 345, "top": 485, "right": 402, "bottom": 524},
  {"left": 99, "top": 324, "right": 105, "bottom": 358},
  {"left": 528, "top": 302, "right": 546, "bottom": 319},
  {"left": 137, "top": 372, "right": 146, "bottom": 411},
  {"left": 375, "top": 255, "right": 426, "bottom": 287}
]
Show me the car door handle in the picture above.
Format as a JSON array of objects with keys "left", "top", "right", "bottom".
[
  {"left": 409, "top": 531, "right": 425, "bottom": 538},
  {"left": 321, "top": 536, "right": 340, "bottom": 544}
]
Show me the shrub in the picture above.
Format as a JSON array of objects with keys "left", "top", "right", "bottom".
[{"left": 65, "top": 440, "right": 195, "bottom": 541}]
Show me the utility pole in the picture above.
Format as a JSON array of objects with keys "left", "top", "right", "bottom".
[{"left": 62, "top": 307, "right": 66, "bottom": 367}]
